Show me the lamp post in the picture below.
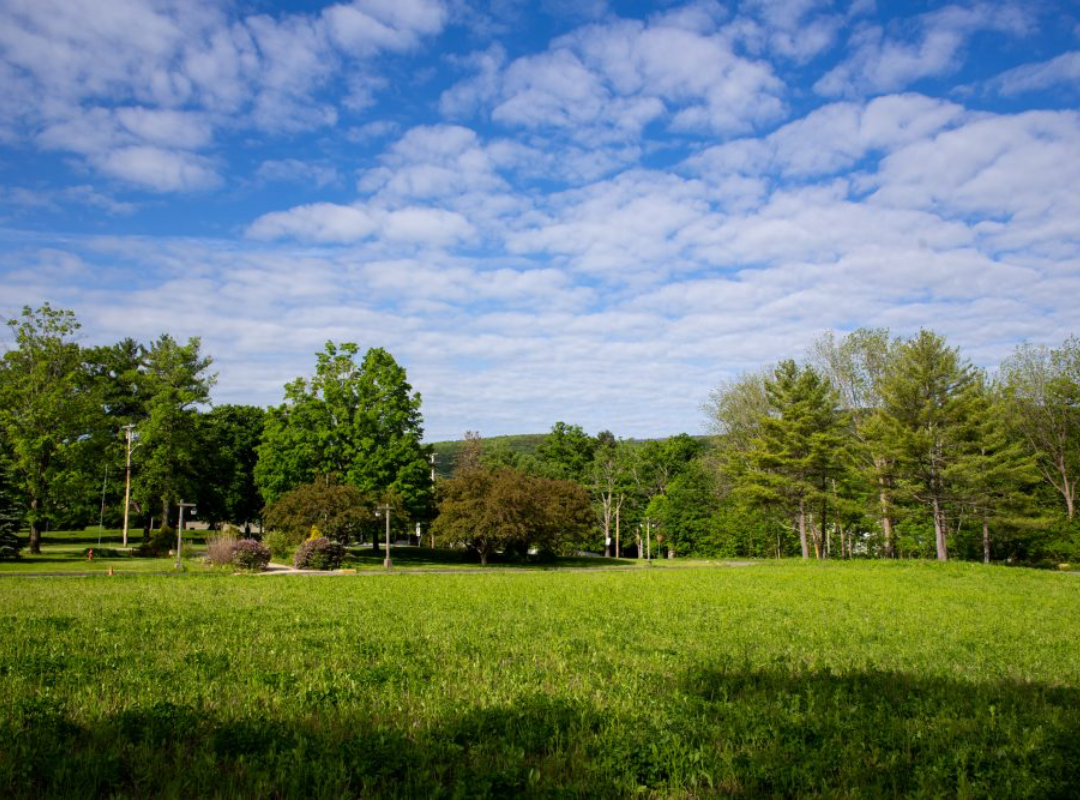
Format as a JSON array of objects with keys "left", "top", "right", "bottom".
[
  {"left": 375, "top": 504, "right": 392, "bottom": 569},
  {"left": 176, "top": 501, "right": 196, "bottom": 571}
]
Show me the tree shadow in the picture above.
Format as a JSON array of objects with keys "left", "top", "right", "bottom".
[
  {"left": 346, "top": 546, "right": 638, "bottom": 570},
  {"left": 3, "top": 668, "right": 1078, "bottom": 798}
]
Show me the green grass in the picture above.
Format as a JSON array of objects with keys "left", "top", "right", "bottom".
[
  {"left": 0, "top": 528, "right": 211, "bottom": 575},
  {"left": 1, "top": 561, "right": 1079, "bottom": 797}
]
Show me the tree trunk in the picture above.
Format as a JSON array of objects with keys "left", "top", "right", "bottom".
[
  {"left": 480, "top": 549, "right": 488, "bottom": 566},
  {"left": 879, "top": 477, "right": 894, "bottom": 558},
  {"left": 615, "top": 504, "right": 620, "bottom": 559},
  {"left": 28, "top": 497, "right": 41, "bottom": 554},
  {"left": 982, "top": 515, "right": 991, "bottom": 565},
  {"left": 932, "top": 496, "right": 948, "bottom": 561},
  {"left": 798, "top": 498, "right": 809, "bottom": 559},
  {"left": 371, "top": 533, "right": 381, "bottom": 556},
  {"left": 603, "top": 516, "right": 612, "bottom": 558}
]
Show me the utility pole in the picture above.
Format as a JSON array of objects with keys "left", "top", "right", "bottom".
[
  {"left": 430, "top": 452, "right": 436, "bottom": 483},
  {"left": 176, "top": 501, "right": 196, "bottom": 571},
  {"left": 376, "top": 504, "right": 392, "bottom": 569},
  {"left": 121, "top": 424, "right": 135, "bottom": 548}
]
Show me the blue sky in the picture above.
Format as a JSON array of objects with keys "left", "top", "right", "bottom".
[{"left": 1, "top": 0, "right": 1079, "bottom": 441}]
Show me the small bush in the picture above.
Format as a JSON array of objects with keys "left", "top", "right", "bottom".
[
  {"left": 263, "top": 530, "right": 295, "bottom": 562},
  {"left": 0, "top": 531, "right": 21, "bottom": 561},
  {"left": 231, "top": 539, "right": 271, "bottom": 571},
  {"left": 292, "top": 537, "right": 346, "bottom": 571},
  {"left": 206, "top": 533, "right": 238, "bottom": 567},
  {"left": 138, "top": 526, "right": 176, "bottom": 557}
]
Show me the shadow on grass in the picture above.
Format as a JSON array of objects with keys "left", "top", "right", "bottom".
[
  {"left": 346, "top": 546, "right": 639, "bottom": 570},
  {"left": 3, "top": 667, "right": 1077, "bottom": 798}
]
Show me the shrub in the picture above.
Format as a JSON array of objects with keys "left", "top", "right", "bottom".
[
  {"left": 138, "top": 526, "right": 176, "bottom": 557},
  {"left": 231, "top": 539, "right": 271, "bottom": 571},
  {"left": 292, "top": 537, "right": 346, "bottom": 570},
  {"left": 206, "top": 533, "right": 238, "bottom": 567},
  {"left": 263, "top": 479, "right": 374, "bottom": 545},
  {"left": 0, "top": 531, "right": 21, "bottom": 561},
  {"left": 263, "top": 530, "right": 295, "bottom": 562}
]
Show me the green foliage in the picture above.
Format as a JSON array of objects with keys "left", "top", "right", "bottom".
[
  {"left": 292, "top": 536, "right": 346, "bottom": 570},
  {"left": 1, "top": 564, "right": 1079, "bottom": 797},
  {"left": 0, "top": 305, "right": 97, "bottom": 553},
  {"left": 197, "top": 405, "right": 265, "bottom": 528},
  {"left": 263, "top": 529, "right": 296, "bottom": 562},
  {"left": 263, "top": 479, "right": 375, "bottom": 548},
  {"left": 534, "top": 422, "right": 596, "bottom": 483},
  {"left": 876, "top": 330, "right": 982, "bottom": 560},
  {"left": 255, "top": 342, "right": 432, "bottom": 522},
  {"left": 737, "top": 360, "right": 847, "bottom": 558},
  {"left": 134, "top": 334, "right": 215, "bottom": 522},
  {"left": 433, "top": 465, "right": 593, "bottom": 563},
  {"left": 0, "top": 531, "right": 21, "bottom": 561},
  {"left": 999, "top": 336, "right": 1080, "bottom": 520},
  {"left": 139, "top": 525, "right": 176, "bottom": 557}
]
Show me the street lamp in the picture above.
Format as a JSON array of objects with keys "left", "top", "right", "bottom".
[
  {"left": 176, "top": 501, "right": 196, "bottom": 571},
  {"left": 375, "top": 504, "right": 392, "bottom": 569}
]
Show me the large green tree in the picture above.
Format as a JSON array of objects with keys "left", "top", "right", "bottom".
[
  {"left": 198, "top": 404, "right": 265, "bottom": 531},
  {"left": 534, "top": 422, "right": 596, "bottom": 483},
  {"left": 0, "top": 305, "right": 96, "bottom": 553},
  {"left": 811, "top": 328, "right": 900, "bottom": 556},
  {"left": 134, "top": 335, "right": 215, "bottom": 525},
  {"left": 876, "top": 331, "right": 981, "bottom": 561},
  {"left": 256, "top": 343, "right": 432, "bottom": 552},
  {"left": 433, "top": 464, "right": 591, "bottom": 564},
  {"left": 998, "top": 337, "right": 1080, "bottom": 520},
  {"left": 739, "top": 360, "right": 848, "bottom": 559}
]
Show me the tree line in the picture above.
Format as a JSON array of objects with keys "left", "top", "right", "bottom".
[{"left": 0, "top": 304, "right": 1076, "bottom": 565}]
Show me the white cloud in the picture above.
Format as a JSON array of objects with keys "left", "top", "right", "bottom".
[
  {"left": 0, "top": 0, "right": 449, "bottom": 190},
  {"left": 989, "top": 50, "right": 1080, "bottom": 96},
  {"left": 246, "top": 202, "right": 377, "bottom": 242},
  {"left": 383, "top": 207, "right": 474, "bottom": 245},
  {"left": 688, "top": 93, "right": 968, "bottom": 181},
  {"left": 115, "top": 107, "right": 213, "bottom": 149},
  {"left": 442, "top": 15, "right": 785, "bottom": 137},
  {"left": 93, "top": 146, "right": 219, "bottom": 192},
  {"left": 815, "top": 3, "right": 1031, "bottom": 97}
]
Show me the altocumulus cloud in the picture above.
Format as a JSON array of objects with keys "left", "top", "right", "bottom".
[{"left": 0, "top": 0, "right": 1078, "bottom": 440}]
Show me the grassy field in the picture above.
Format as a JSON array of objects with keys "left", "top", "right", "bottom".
[
  {"left": 1, "top": 561, "right": 1078, "bottom": 798},
  {"left": 0, "top": 528, "right": 211, "bottom": 575},
  {"left": 0, "top": 529, "right": 655, "bottom": 574}
]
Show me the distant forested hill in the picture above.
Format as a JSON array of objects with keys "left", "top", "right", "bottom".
[{"left": 429, "top": 433, "right": 712, "bottom": 479}]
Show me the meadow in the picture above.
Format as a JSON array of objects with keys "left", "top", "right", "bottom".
[{"left": 1, "top": 561, "right": 1078, "bottom": 798}]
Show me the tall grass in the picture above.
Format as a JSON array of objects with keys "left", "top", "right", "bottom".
[{"left": 1, "top": 561, "right": 1078, "bottom": 797}]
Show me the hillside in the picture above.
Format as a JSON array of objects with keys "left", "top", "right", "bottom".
[{"left": 429, "top": 433, "right": 714, "bottom": 478}]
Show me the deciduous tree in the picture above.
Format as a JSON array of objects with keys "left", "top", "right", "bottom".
[{"left": 0, "top": 305, "right": 95, "bottom": 553}]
